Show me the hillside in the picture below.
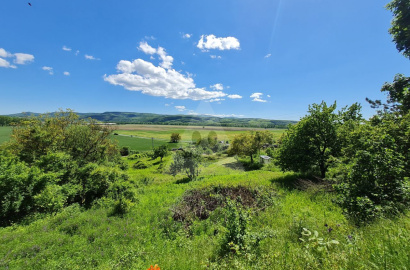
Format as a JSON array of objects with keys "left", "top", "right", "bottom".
[{"left": 5, "top": 112, "right": 297, "bottom": 128}]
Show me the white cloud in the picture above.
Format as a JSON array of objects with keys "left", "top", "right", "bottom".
[
  {"left": 138, "top": 42, "right": 173, "bottom": 69},
  {"left": 197, "top": 34, "right": 240, "bottom": 51},
  {"left": 14, "top": 53, "right": 34, "bottom": 65},
  {"left": 139, "top": 42, "right": 157, "bottom": 55},
  {"left": 165, "top": 104, "right": 170, "bottom": 107},
  {"left": 210, "top": 55, "right": 221, "bottom": 59},
  {"left": 75, "top": 50, "right": 80, "bottom": 56},
  {"left": 210, "top": 83, "right": 224, "bottom": 91},
  {"left": 208, "top": 98, "right": 225, "bottom": 103},
  {"left": 264, "top": 53, "right": 271, "bottom": 58},
  {"left": 144, "top": 35, "right": 156, "bottom": 40},
  {"left": 175, "top": 106, "right": 186, "bottom": 112},
  {"left": 0, "top": 58, "right": 16, "bottom": 68},
  {"left": 227, "top": 94, "right": 242, "bottom": 99},
  {"left": 0, "top": 48, "right": 33, "bottom": 68},
  {"left": 42, "top": 66, "right": 54, "bottom": 75},
  {"left": 267, "top": 94, "right": 271, "bottom": 98},
  {"left": 62, "top": 46, "right": 72, "bottom": 51},
  {"left": 0, "top": 48, "right": 12, "bottom": 58},
  {"left": 105, "top": 42, "right": 242, "bottom": 101},
  {"left": 85, "top": 54, "right": 100, "bottom": 60},
  {"left": 250, "top": 92, "right": 267, "bottom": 102},
  {"left": 63, "top": 71, "right": 70, "bottom": 76},
  {"left": 182, "top": 33, "right": 192, "bottom": 39}
]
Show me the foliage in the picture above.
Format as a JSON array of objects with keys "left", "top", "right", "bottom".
[
  {"left": 153, "top": 145, "right": 169, "bottom": 162},
  {"left": 229, "top": 130, "right": 273, "bottom": 163},
  {"left": 170, "top": 133, "right": 181, "bottom": 143},
  {"left": 192, "top": 131, "right": 201, "bottom": 144},
  {"left": 366, "top": 74, "right": 410, "bottom": 114},
  {"left": 208, "top": 131, "right": 218, "bottom": 147},
  {"left": 299, "top": 228, "right": 339, "bottom": 253},
  {"left": 0, "top": 110, "right": 128, "bottom": 226},
  {"left": 275, "top": 101, "right": 341, "bottom": 178},
  {"left": 169, "top": 148, "right": 202, "bottom": 181},
  {"left": 0, "top": 116, "right": 23, "bottom": 126},
  {"left": 120, "top": 146, "right": 130, "bottom": 156},
  {"left": 386, "top": 0, "right": 410, "bottom": 59}
]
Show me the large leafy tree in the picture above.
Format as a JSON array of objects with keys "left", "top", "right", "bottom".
[
  {"left": 276, "top": 101, "right": 340, "bottom": 178},
  {"left": 229, "top": 130, "right": 273, "bottom": 163},
  {"left": 170, "top": 148, "right": 202, "bottom": 181},
  {"left": 387, "top": 0, "right": 410, "bottom": 59}
]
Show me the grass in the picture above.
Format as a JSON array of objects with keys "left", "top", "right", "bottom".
[
  {"left": 110, "top": 134, "right": 181, "bottom": 152},
  {"left": 0, "top": 126, "right": 12, "bottom": 145},
  {"left": 113, "top": 124, "right": 285, "bottom": 143},
  {"left": 0, "top": 153, "right": 409, "bottom": 269}
]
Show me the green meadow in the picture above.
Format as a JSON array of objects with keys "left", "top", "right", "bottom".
[{"left": 0, "top": 151, "right": 409, "bottom": 269}]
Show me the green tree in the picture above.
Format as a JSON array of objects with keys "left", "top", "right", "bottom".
[
  {"left": 192, "top": 131, "right": 201, "bottom": 145},
  {"left": 229, "top": 130, "right": 273, "bottom": 163},
  {"left": 153, "top": 145, "right": 169, "bottom": 162},
  {"left": 386, "top": 0, "right": 410, "bottom": 59},
  {"left": 170, "top": 148, "right": 202, "bottom": 181},
  {"left": 275, "top": 101, "right": 340, "bottom": 178},
  {"left": 170, "top": 133, "right": 181, "bottom": 143},
  {"left": 207, "top": 131, "right": 218, "bottom": 147}
]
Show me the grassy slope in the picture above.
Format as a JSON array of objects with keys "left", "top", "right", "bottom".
[{"left": 0, "top": 154, "right": 409, "bottom": 269}]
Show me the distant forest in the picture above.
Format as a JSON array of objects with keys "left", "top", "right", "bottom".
[{"left": 3, "top": 112, "right": 297, "bottom": 128}]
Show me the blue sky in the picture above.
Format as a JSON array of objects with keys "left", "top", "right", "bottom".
[{"left": 0, "top": 0, "right": 409, "bottom": 120}]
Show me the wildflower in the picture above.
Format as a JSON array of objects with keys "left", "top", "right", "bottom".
[
  {"left": 324, "top": 223, "right": 328, "bottom": 227},
  {"left": 347, "top": 235, "right": 353, "bottom": 240},
  {"left": 147, "top": 265, "right": 160, "bottom": 270},
  {"left": 327, "top": 227, "right": 333, "bottom": 233}
]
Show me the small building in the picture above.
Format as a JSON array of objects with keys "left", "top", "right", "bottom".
[{"left": 260, "top": 155, "right": 272, "bottom": 164}]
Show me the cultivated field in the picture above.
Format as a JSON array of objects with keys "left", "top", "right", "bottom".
[{"left": 113, "top": 124, "right": 285, "bottom": 143}]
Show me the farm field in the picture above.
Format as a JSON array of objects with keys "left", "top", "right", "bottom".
[
  {"left": 113, "top": 124, "right": 285, "bottom": 143},
  {"left": 0, "top": 153, "right": 409, "bottom": 269}
]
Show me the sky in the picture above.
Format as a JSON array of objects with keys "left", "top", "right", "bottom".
[{"left": 0, "top": 0, "right": 409, "bottom": 120}]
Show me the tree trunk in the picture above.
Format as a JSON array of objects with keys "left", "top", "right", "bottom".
[{"left": 250, "top": 155, "right": 254, "bottom": 163}]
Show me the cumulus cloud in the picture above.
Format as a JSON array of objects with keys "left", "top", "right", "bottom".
[
  {"left": 227, "top": 94, "right": 242, "bottom": 99},
  {"left": 42, "top": 66, "right": 54, "bottom": 75},
  {"left": 182, "top": 33, "right": 192, "bottom": 39},
  {"left": 0, "top": 48, "right": 34, "bottom": 68},
  {"left": 210, "top": 83, "right": 224, "bottom": 91},
  {"left": 264, "top": 53, "right": 271, "bottom": 58},
  {"left": 197, "top": 35, "right": 240, "bottom": 51},
  {"left": 139, "top": 42, "right": 156, "bottom": 55},
  {"left": 14, "top": 53, "right": 34, "bottom": 65},
  {"left": 0, "top": 58, "right": 16, "bottom": 68},
  {"left": 0, "top": 48, "right": 12, "bottom": 58},
  {"left": 267, "top": 94, "right": 271, "bottom": 98},
  {"left": 138, "top": 42, "right": 173, "bottom": 69},
  {"left": 85, "top": 54, "right": 100, "bottom": 60},
  {"left": 175, "top": 106, "right": 186, "bottom": 112},
  {"left": 250, "top": 93, "right": 267, "bottom": 102},
  {"left": 63, "top": 71, "right": 70, "bottom": 76},
  {"left": 62, "top": 46, "right": 72, "bottom": 51},
  {"left": 104, "top": 42, "right": 242, "bottom": 101}
]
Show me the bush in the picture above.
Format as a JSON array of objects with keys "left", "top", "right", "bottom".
[
  {"left": 120, "top": 146, "right": 130, "bottom": 156},
  {"left": 133, "top": 160, "right": 148, "bottom": 169}
]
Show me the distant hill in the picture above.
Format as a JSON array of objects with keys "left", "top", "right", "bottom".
[{"left": 5, "top": 112, "right": 297, "bottom": 128}]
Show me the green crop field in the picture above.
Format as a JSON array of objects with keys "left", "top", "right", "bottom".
[
  {"left": 111, "top": 134, "right": 182, "bottom": 152},
  {"left": 0, "top": 126, "right": 12, "bottom": 145},
  {"left": 113, "top": 124, "right": 285, "bottom": 143}
]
